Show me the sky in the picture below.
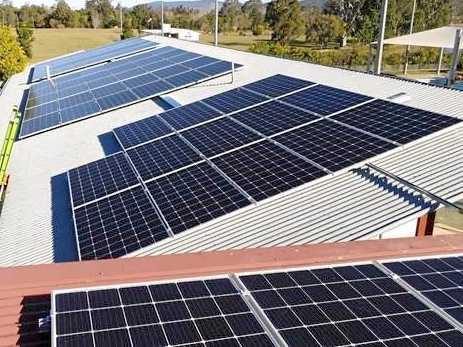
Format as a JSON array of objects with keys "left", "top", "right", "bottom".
[{"left": 9, "top": 0, "right": 200, "bottom": 10}]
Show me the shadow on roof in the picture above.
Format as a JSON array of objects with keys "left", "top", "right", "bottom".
[
  {"left": 97, "top": 132, "right": 122, "bottom": 156},
  {"left": 50, "top": 173, "right": 79, "bottom": 263}
]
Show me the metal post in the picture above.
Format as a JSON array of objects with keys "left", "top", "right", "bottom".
[
  {"left": 447, "top": 29, "right": 462, "bottom": 87},
  {"left": 367, "top": 43, "right": 373, "bottom": 73},
  {"left": 46, "top": 65, "right": 51, "bottom": 80},
  {"left": 403, "top": 0, "right": 416, "bottom": 75},
  {"left": 161, "top": 0, "right": 164, "bottom": 37},
  {"left": 374, "top": 0, "right": 388, "bottom": 75},
  {"left": 437, "top": 47, "right": 444, "bottom": 76},
  {"left": 214, "top": 0, "right": 219, "bottom": 46},
  {"left": 231, "top": 62, "right": 235, "bottom": 83},
  {"left": 119, "top": 4, "right": 123, "bottom": 32}
]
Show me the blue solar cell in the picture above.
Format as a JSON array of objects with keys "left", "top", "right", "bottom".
[
  {"left": 181, "top": 117, "right": 262, "bottom": 158},
  {"left": 212, "top": 141, "right": 326, "bottom": 201},
  {"left": 87, "top": 75, "right": 118, "bottom": 89},
  {"left": 122, "top": 73, "right": 157, "bottom": 89},
  {"left": 57, "top": 84, "right": 90, "bottom": 99},
  {"left": 198, "top": 61, "right": 238, "bottom": 76},
  {"left": 113, "top": 116, "right": 173, "bottom": 149},
  {"left": 332, "top": 99, "right": 462, "bottom": 144},
  {"left": 280, "top": 84, "right": 372, "bottom": 116},
  {"left": 74, "top": 185, "right": 168, "bottom": 260},
  {"left": 244, "top": 74, "right": 314, "bottom": 98},
  {"left": 274, "top": 120, "right": 397, "bottom": 172},
  {"left": 146, "top": 162, "right": 251, "bottom": 234},
  {"left": 20, "top": 113, "right": 61, "bottom": 137},
  {"left": 232, "top": 100, "right": 321, "bottom": 136},
  {"left": 160, "top": 101, "right": 221, "bottom": 131},
  {"left": 68, "top": 152, "right": 140, "bottom": 207},
  {"left": 60, "top": 101, "right": 101, "bottom": 123},
  {"left": 127, "top": 135, "right": 202, "bottom": 181},
  {"left": 153, "top": 64, "right": 190, "bottom": 79},
  {"left": 202, "top": 88, "right": 268, "bottom": 114},
  {"left": 58, "top": 92, "right": 94, "bottom": 110},
  {"left": 91, "top": 82, "right": 127, "bottom": 99},
  {"left": 24, "top": 101, "right": 59, "bottom": 119},
  {"left": 113, "top": 67, "right": 146, "bottom": 80},
  {"left": 182, "top": 56, "right": 220, "bottom": 68},
  {"left": 166, "top": 70, "right": 207, "bottom": 87},
  {"left": 96, "top": 90, "right": 138, "bottom": 110},
  {"left": 132, "top": 80, "right": 173, "bottom": 99}
]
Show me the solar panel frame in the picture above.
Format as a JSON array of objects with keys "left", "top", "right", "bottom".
[
  {"left": 212, "top": 141, "right": 327, "bottom": 201},
  {"left": 381, "top": 254, "right": 463, "bottom": 328},
  {"left": 273, "top": 120, "right": 398, "bottom": 173},
  {"left": 71, "top": 185, "right": 169, "bottom": 261},
  {"left": 145, "top": 162, "right": 252, "bottom": 235},
  {"left": 51, "top": 275, "right": 277, "bottom": 347},
  {"left": 20, "top": 48, "right": 240, "bottom": 139},
  {"left": 68, "top": 152, "right": 140, "bottom": 207},
  {"left": 31, "top": 37, "right": 157, "bottom": 82},
  {"left": 237, "top": 262, "right": 463, "bottom": 346},
  {"left": 331, "top": 99, "right": 463, "bottom": 145}
]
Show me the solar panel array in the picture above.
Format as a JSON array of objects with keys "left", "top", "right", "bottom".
[
  {"left": 21, "top": 46, "right": 239, "bottom": 138},
  {"left": 31, "top": 37, "right": 156, "bottom": 82},
  {"left": 68, "top": 74, "right": 462, "bottom": 260},
  {"left": 383, "top": 255, "right": 463, "bottom": 326},
  {"left": 52, "top": 277, "right": 277, "bottom": 347},
  {"left": 52, "top": 257, "right": 463, "bottom": 346}
]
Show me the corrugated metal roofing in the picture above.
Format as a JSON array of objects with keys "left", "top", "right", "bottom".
[{"left": 0, "top": 36, "right": 462, "bottom": 266}]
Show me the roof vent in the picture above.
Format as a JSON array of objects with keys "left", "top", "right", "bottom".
[{"left": 387, "top": 92, "right": 411, "bottom": 103}]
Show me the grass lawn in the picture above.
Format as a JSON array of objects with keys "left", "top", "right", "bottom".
[
  {"left": 30, "top": 28, "right": 121, "bottom": 63},
  {"left": 200, "top": 32, "right": 271, "bottom": 51}
]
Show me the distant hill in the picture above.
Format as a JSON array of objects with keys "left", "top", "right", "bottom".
[{"left": 147, "top": 0, "right": 327, "bottom": 13}]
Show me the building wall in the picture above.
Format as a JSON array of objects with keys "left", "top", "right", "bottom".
[{"left": 380, "top": 218, "right": 418, "bottom": 239}]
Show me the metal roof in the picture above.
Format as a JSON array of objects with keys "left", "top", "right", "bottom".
[{"left": 0, "top": 36, "right": 462, "bottom": 267}]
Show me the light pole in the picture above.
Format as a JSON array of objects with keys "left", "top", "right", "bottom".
[
  {"left": 374, "top": 0, "right": 388, "bottom": 75},
  {"left": 161, "top": 0, "right": 164, "bottom": 36},
  {"left": 403, "top": 0, "right": 416, "bottom": 75},
  {"left": 214, "top": 0, "right": 219, "bottom": 46}
]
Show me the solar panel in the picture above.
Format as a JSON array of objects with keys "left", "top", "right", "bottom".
[
  {"left": 20, "top": 47, "right": 239, "bottom": 138},
  {"left": 239, "top": 264, "right": 463, "bottom": 346},
  {"left": 31, "top": 38, "right": 156, "bottom": 82},
  {"left": 332, "top": 99, "right": 462, "bottom": 144},
  {"left": 212, "top": 142, "right": 327, "bottom": 201},
  {"left": 383, "top": 256, "right": 463, "bottom": 325},
  {"left": 180, "top": 117, "right": 263, "bottom": 158},
  {"left": 73, "top": 185, "right": 168, "bottom": 260},
  {"left": 127, "top": 135, "right": 203, "bottom": 181},
  {"left": 53, "top": 277, "right": 276, "bottom": 347},
  {"left": 274, "top": 120, "right": 398, "bottom": 172},
  {"left": 68, "top": 152, "right": 140, "bottom": 207},
  {"left": 232, "top": 100, "right": 321, "bottom": 136},
  {"left": 243, "top": 74, "right": 314, "bottom": 98},
  {"left": 160, "top": 101, "right": 222, "bottom": 131},
  {"left": 280, "top": 84, "right": 373, "bottom": 116},
  {"left": 113, "top": 116, "right": 173, "bottom": 149},
  {"left": 202, "top": 88, "right": 268, "bottom": 114},
  {"left": 146, "top": 162, "right": 251, "bottom": 234}
]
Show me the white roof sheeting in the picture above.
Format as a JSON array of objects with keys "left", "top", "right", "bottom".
[
  {"left": 0, "top": 36, "right": 462, "bottom": 267},
  {"left": 383, "top": 26, "right": 463, "bottom": 49}
]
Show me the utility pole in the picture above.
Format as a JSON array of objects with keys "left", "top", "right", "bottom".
[
  {"left": 447, "top": 28, "right": 462, "bottom": 87},
  {"left": 119, "top": 3, "right": 123, "bottom": 32},
  {"left": 161, "top": 0, "right": 164, "bottom": 36},
  {"left": 374, "top": 0, "right": 388, "bottom": 75},
  {"left": 403, "top": 0, "right": 416, "bottom": 75},
  {"left": 214, "top": 0, "right": 219, "bottom": 46}
]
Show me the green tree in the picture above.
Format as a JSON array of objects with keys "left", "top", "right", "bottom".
[
  {"left": 305, "top": 11, "right": 344, "bottom": 48},
  {"left": 324, "top": 0, "right": 366, "bottom": 46},
  {"left": 413, "top": 0, "right": 452, "bottom": 32},
  {"left": 50, "top": 0, "right": 74, "bottom": 28},
  {"left": 265, "top": 0, "right": 304, "bottom": 44},
  {"left": 16, "top": 23, "right": 34, "bottom": 58},
  {"left": 219, "top": 0, "right": 243, "bottom": 32},
  {"left": 86, "top": 0, "right": 116, "bottom": 28},
  {"left": 130, "top": 4, "right": 151, "bottom": 31},
  {"left": 242, "top": 0, "right": 265, "bottom": 35},
  {"left": 0, "top": 26, "right": 27, "bottom": 81}
]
